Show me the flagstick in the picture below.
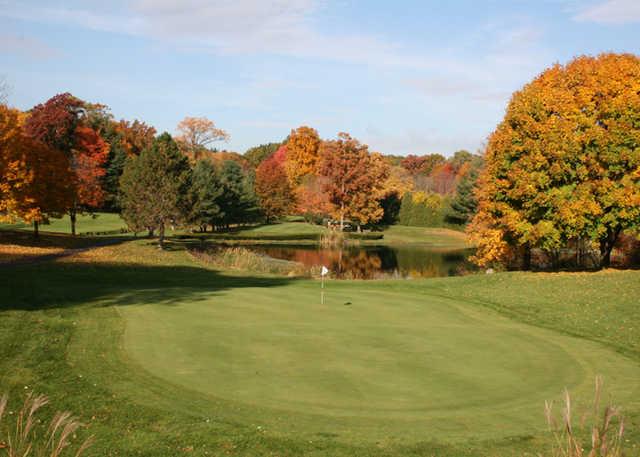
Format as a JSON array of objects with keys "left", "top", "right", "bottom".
[{"left": 321, "top": 274, "right": 325, "bottom": 305}]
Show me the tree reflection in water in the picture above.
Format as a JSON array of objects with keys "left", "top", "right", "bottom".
[{"left": 247, "top": 245, "right": 474, "bottom": 279}]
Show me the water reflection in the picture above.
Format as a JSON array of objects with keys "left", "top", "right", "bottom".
[{"left": 248, "top": 244, "right": 475, "bottom": 279}]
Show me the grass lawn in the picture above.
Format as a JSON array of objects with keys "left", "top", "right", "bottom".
[
  {"left": 1, "top": 240, "right": 640, "bottom": 456},
  {"left": 376, "top": 225, "right": 470, "bottom": 247},
  {"left": 0, "top": 214, "right": 470, "bottom": 249},
  {"left": 0, "top": 212, "right": 128, "bottom": 235}
]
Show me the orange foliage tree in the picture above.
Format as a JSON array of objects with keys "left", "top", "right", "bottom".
[
  {"left": 319, "top": 133, "right": 389, "bottom": 231},
  {"left": 284, "top": 126, "right": 321, "bottom": 185},
  {"left": 469, "top": 53, "right": 640, "bottom": 269},
  {"left": 116, "top": 119, "right": 156, "bottom": 156},
  {"left": 295, "top": 176, "right": 335, "bottom": 223},
  {"left": 176, "top": 116, "right": 229, "bottom": 160}
]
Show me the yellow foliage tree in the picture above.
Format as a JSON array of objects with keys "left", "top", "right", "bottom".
[
  {"left": 0, "top": 105, "right": 31, "bottom": 221},
  {"left": 470, "top": 53, "right": 640, "bottom": 269},
  {"left": 0, "top": 105, "right": 73, "bottom": 234},
  {"left": 284, "top": 126, "right": 321, "bottom": 185}
]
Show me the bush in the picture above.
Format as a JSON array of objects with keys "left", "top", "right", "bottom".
[{"left": 398, "top": 192, "right": 449, "bottom": 227}]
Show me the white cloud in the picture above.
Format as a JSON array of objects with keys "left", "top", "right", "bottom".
[
  {"left": 0, "top": 0, "right": 427, "bottom": 68},
  {"left": 574, "top": 0, "right": 640, "bottom": 24},
  {"left": 0, "top": 33, "right": 60, "bottom": 58}
]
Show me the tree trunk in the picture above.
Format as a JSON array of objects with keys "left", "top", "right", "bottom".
[
  {"left": 340, "top": 203, "right": 345, "bottom": 232},
  {"left": 69, "top": 209, "right": 77, "bottom": 236},
  {"left": 148, "top": 228, "right": 155, "bottom": 238},
  {"left": 599, "top": 226, "right": 621, "bottom": 269},
  {"left": 522, "top": 244, "right": 532, "bottom": 271},
  {"left": 158, "top": 222, "right": 165, "bottom": 249},
  {"left": 33, "top": 220, "right": 39, "bottom": 239}
]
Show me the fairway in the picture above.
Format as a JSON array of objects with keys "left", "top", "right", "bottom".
[{"left": 120, "top": 277, "right": 640, "bottom": 442}]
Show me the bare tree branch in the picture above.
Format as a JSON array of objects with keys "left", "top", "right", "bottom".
[{"left": 0, "top": 76, "right": 10, "bottom": 105}]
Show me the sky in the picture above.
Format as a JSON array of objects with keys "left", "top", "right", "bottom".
[{"left": 1, "top": 0, "right": 639, "bottom": 156}]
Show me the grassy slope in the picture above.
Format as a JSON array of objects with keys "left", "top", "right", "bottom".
[
  {"left": 376, "top": 225, "right": 469, "bottom": 248},
  {"left": 1, "top": 240, "right": 640, "bottom": 456}
]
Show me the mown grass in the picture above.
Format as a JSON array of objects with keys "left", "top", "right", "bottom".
[
  {"left": 378, "top": 225, "right": 470, "bottom": 247},
  {"left": 1, "top": 214, "right": 469, "bottom": 247},
  {"left": 0, "top": 213, "right": 128, "bottom": 236},
  {"left": 1, "top": 240, "right": 640, "bottom": 456}
]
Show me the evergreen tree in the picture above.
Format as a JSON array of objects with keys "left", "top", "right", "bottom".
[
  {"left": 398, "top": 193, "right": 413, "bottom": 226},
  {"left": 447, "top": 168, "right": 479, "bottom": 225},
  {"left": 190, "top": 159, "right": 224, "bottom": 231},
  {"left": 119, "top": 133, "right": 191, "bottom": 247},
  {"left": 217, "top": 160, "right": 258, "bottom": 227},
  {"left": 103, "top": 141, "right": 128, "bottom": 211}
]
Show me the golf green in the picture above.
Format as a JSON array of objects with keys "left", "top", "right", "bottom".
[{"left": 120, "top": 279, "right": 640, "bottom": 442}]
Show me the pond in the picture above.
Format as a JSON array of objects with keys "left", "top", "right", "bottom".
[{"left": 248, "top": 244, "right": 475, "bottom": 279}]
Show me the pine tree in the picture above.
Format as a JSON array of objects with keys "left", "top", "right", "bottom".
[
  {"left": 217, "top": 160, "right": 258, "bottom": 228},
  {"left": 119, "top": 133, "right": 192, "bottom": 247},
  {"left": 447, "top": 168, "right": 479, "bottom": 225},
  {"left": 190, "top": 159, "right": 224, "bottom": 231}
]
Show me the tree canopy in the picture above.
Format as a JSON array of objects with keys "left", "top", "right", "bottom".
[
  {"left": 119, "top": 133, "right": 192, "bottom": 247},
  {"left": 469, "top": 53, "right": 640, "bottom": 269}
]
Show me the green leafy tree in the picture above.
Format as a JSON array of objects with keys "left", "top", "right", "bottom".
[
  {"left": 398, "top": 193, "right": 414, "bottom": 226},
  {"left": 244, "top": 142, "right": 281, "bottom": 168},
  {"left": 119, "top": 133, "right": 192, "bottom": 247}
]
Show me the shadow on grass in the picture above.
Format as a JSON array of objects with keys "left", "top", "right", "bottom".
[
  {"left": 1, "top": 260, "right": 296, "bottom": 311},
  {"left": 174, "top": 232, "right": 323, "bottom": 242},
  {"left": 0, "top": 229, "right": 130, "bottom": 250}
]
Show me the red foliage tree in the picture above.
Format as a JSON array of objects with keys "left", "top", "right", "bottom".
[
  {"left": 255, "top": 148, "right": 294, "bottom": 221},
  {"left": 429, "top": 162, "right": 457, "bottom": 194},
  {"left": 401, "top": 153, "right": 445, "bottom": 176},
  {"left": 25, "top": 93, "right": 109, "bottom": 234}
]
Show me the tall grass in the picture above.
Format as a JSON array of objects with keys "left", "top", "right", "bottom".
[
  {"left": 0, "top": 393, "right": 93, "bottom": 457},
  {"left": 543, "top": 376, "right": 624, "bottom": 457},
  {"left": 319, "top": 231, "right": 345, "bottom": 247},
  {"left": 191, "top": 247, "right": 308, "bottom": 276}
]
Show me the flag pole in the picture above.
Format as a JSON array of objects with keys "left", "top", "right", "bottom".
[{"left": 320, "top": 265, "right": 328, "bottom": 305}]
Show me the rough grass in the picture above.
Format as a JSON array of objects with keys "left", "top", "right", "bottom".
[
  {"left": 190, "top": 246, "right": 309, "bottom": 276},
  {"left": 1, "top": 240, "right": 640, "bottom": 456}
]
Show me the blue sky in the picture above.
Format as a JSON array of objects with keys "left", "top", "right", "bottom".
[{"left": 1, "top": 0, "right": 639, "bottom": 156}]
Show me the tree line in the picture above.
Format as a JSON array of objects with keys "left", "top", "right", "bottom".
[{"left": 0, "top": 94, "right": 481, "bottom": 245}]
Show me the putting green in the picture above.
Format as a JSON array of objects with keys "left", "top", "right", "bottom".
[{"left": 120, "top": 280, "right": 640, "bottom": 442}]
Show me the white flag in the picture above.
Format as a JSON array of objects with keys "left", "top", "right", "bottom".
[{"left": 320, "top": 266, "right": 329, "bottom": 276}]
